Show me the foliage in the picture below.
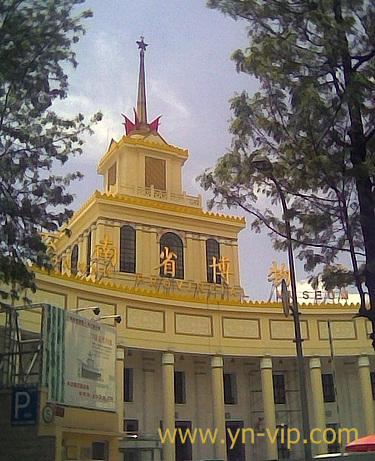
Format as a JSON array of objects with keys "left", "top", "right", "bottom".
[
  {"left": 0, "top": 0, "right": 102, "bottom": 299},
  {"left": 201, "top": 0, "right": 375, "bottom": 318}
]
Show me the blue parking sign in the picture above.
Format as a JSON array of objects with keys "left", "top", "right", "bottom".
[{"left": 11, "top": 386, "right": 38, "bottom": 425}]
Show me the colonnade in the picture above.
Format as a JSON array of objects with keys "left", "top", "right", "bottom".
[{"left": 158, "top": 352, "right": 375, "bottom": 461}]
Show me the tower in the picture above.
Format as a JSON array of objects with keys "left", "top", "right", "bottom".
[{"left": 50, "top": 38, "right": 245, "bottom": 297}]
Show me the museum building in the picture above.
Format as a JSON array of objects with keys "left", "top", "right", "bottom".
[{"left": 1, "top": 39, "right": 375, "bottom": 461}]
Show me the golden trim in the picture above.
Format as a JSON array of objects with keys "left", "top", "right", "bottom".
[
  {"left": 34, "top": 268, "right": 361, "bottom": 311},
  {"left": 98, "top": 135, "right": 188, "bottom": 170},
  {"left": 97, "top": 191, "right": 245, "bottom": 222},
  {"left": 57, "top": 189, "right": 245, "bottom": 239}
]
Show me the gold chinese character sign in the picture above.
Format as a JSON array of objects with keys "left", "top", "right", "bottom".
[
  {"left": 268, "top": 260, "right": 290, "bottom": 301},
  {"left": 90, "top": 234, "right": 117, "bottom": 280},
  {"left": 210, "top": 256, "right": 231, "bottom": 285},
  {"left": 155, "top": 246, "right": 177, "bottom": 277}
]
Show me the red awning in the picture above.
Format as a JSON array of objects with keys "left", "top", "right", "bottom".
[{"left": 346, "top": 434, "right": 375, "bottom": 452}]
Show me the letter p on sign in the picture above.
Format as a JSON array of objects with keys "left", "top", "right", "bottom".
[{"left": 11, "top": 386, "right": 38, "bottom": 425}]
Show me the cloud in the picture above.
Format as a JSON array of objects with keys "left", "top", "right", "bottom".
[{"left": 148, "top": 78, "right": 191, "bottom": 133}]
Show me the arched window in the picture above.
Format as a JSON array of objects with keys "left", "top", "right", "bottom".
[
  {"left": 71, "top": 244, "right": 78, "bottom": 275},
  {"left": 159, "top": 232, "right": 184, "bottom": 279},
  {"left": 120, "top": 226, "right": 136, "bottom": 273},
  {"left": 206, "top": 238, "right": 220, "bottom": 284}
]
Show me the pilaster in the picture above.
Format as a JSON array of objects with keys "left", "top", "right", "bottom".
[{"left": 260, "top": 356, "right": 278, "bottom": 460}]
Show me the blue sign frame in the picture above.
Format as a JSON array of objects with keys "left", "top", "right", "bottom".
[{"left": 11, "top": 385, "right": 38, "bottom": 425}]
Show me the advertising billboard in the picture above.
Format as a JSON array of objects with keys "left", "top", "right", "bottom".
[{"left": 43, "top": 306, "right": 116, "bottom": 411}]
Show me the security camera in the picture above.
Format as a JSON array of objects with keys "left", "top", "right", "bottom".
[
  {"left": 94, "top": 314, "right": 122, "bottom": 324},
  {"left": 93, "top": 307, "right": 100, "bottom": 316},
  {"left": 115, "top": 315, "right": 122, "bottom": 324}
]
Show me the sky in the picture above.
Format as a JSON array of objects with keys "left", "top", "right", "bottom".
[{"left": 55, "top": 0, "right": 320, "bottom": 301}]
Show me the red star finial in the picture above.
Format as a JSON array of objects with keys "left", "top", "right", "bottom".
[{"left": 136, "top": 36, "right": 148, "bottom": 52}]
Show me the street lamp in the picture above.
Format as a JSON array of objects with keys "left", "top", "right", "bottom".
[{"left": 252, "top": 155, "right": 312, "bottom": 460}]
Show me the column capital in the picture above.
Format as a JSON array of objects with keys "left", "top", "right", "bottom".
[
  {"left": 260, "top": 356, "right": 273, "bottom": 370},
  {"left": 116, "top": 347, "right": 125, "bottom": 361},
  {"left": 358, "top": 354, "right": 370, "bottom": 368},
  {"left": 162, "top": 351, "right": 175, "bottom": 365},
  {"left": 309, "top": 356, "right": 322, "bottom": 370},
  {"left": 211, "top": 355, "right": 223, "bottom": 369}
]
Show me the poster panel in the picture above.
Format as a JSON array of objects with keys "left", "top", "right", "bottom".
[
  {"left": 64, "top": 312, "right": 116, "bottom": 411},
  {"left": 42, "top": 306, "right": 116, "bottom": 411}
]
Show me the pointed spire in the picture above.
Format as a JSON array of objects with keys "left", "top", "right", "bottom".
[
  {"left": 122, "top": 37, "right": 162, "bottom": 136},
  {"left": 136, "top": 37, "right": 148, "bottom": 126}
]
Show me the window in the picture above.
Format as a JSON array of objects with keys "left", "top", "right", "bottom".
[
  {"left": 206, "top": 238, "right": 221, "bottom": 284},
  {"left": 326, "top": 423, "right": 341, "bottom": 453},
  {"left": 145, "top": 156, "right": 166, "bottom": 190},
  {"left": 224, "top": 373, "right": 237, "bottom": 405},
  {"left": 322, "top": 373, "right": 335, "bottom": 403},
  {"left": 71, "top": 244, "right": 78, "bottom": 275},
  {"left": 174, "top": 371, "right": 186, "bottom": 404},
  {"left": 371, "top": 372, "right": 375, "bottom": 399},
  {"left": 159, "top": 232, "right": 184, "bottom": 279},
  {"left": 124, "top": 419, "right": 139, "bottom": 434},
  {"left": 124, "top": 368, "right": 133, "bottom": 402},
  {"left": 86, "top": 231, "right": 91, "bottom": 275},
  {"left": 120, "top": 226, "right": 136, "bottom": 273},
  {"left": 273, "top": 374, "right": 286, "bottom": 404},
  {"left": 92, "top": 441, "right": 108, "bottom": 461},
  {"left": 107, "top": 162, "right": 117, "bottom": 190}
]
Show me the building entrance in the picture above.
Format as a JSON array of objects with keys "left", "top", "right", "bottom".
[
  {"left": 175, "top": 421, "right": 192, "bottom": 461},
  {"left": 226, "top": 420, "right": 245, "bottom": 461}
]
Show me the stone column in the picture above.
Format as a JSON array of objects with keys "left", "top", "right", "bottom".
[
  {"left": 224, "top": 239, "right": 240, "bottom": 287},
  {"left": 211, "top": 355, "right": 227, "bottom": 461},
  {"left": 309, "top": 356, "right": 327, "bottom": 455},
  {"left": 162, "top": 352, "right": 175, "bottom": 461},
  {"left": 146, "top": 227, "right": 158, "bottom": 277},
  {"left": 55, "top": 428, "right": 63, "bottom": 461},
  {"left": 116, "top": 347, "right": 125, "bottom": 433},
  {"left": 135, "top": 225, "right": 144, "bottom": 275},
  {"left": 95, "top": 218, "right": 106, "bottom": 246},
  {"left": 358, "top": 354, "right": 375, "bottom": 434},
  {"left": 112, "top": 221, "right": 121, "bottom": 273},
  {"left": 260, "top": 356, "right": 278, "bottom": 460},
  {"left": 77, "top": 235, "right": 85, "bottom": 276}
]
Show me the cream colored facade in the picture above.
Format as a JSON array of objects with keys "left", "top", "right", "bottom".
[
  {"left": 1, "top": 41, "right": 375, "bottom": 461},
  {"left": 28, "top": 269, "right": 375, "bottom": 461}
]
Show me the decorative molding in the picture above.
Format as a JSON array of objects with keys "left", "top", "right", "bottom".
[
  {"left": 222, "top": 317, "right": 261, "bottom": 339},
  {"left": 32, "top": 288, "right": 68, "bottom": 309},
  {"left": 269, "top": 319, "right": 309, "bottom": 340},
  {"left": 98, "top": 134, "right": 188, "bottom": 172},
  {"left": 57, "top": 190, "right": 245, "bottom": 241},
  {"left": 318, "top": 320, "right": 357, "bottom": 340},
  {"left": 174, "top": 313, "right": 213, "bottom": 337},
  {"left": 76, "top": 297, "right": 117, "bottom": 316},
  {"left": 127, "top": 306, "right": 165, "bottom": 333}
]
